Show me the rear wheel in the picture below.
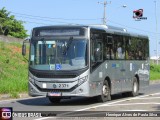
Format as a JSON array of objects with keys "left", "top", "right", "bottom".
[
  {"left": 97, "top": 80, "right": 111, "bottom": 102},
  {"left": 130, "top": 77, "right": 139, "bottom": 96},
  {"left": 48, "top": 97, "right": 61, "bottom": 103},
  {"left": 124, "top": 77, "right": 139, "bottom": 97}
]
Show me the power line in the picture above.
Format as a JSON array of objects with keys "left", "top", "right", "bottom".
[
  {"left": 15, "top": 15, "right": 80, "bottom": 25},
  {"left": 10, "top": 11, "right": 101, "bottom": 21},
  {"left": 22, "top": 20, "right": 52, "bottom": 25},
  {"left": 9, "top": 11, "right": 160, "bottom": 35}
]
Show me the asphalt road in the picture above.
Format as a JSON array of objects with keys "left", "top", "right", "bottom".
[{"left": 0, "top": 83, "right": 160, "bottom": 120}]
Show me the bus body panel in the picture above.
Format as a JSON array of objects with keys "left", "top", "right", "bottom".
[{"left": 89, "top": 60, "right": 149, "bottom": 96}]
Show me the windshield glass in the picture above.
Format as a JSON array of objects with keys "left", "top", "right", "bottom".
[{"left": 30, "top": 39, "right": 88, "bottom": 70}]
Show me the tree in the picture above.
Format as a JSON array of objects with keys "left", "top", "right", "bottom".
[{"left": 0, "top": 7, "right": 28, "bottom": 39}]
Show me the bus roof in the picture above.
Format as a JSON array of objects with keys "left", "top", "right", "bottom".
[
  {"left": 88, "top": 24, "right": 148, "bottom": 39},
  {"left": 33, "top": 24, "right": 149, "bottom": 39}
]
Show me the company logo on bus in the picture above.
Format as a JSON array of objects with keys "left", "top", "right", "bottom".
[
  {"left": 53, "top": 84, "right": 57, "bottom": 89},
  {"left": 133, "top": 9, "right": 147, "bottom": 21}
]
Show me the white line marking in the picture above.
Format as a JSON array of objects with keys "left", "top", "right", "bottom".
[
  {"left": 75, "top": 92, "right": 160, "bottom": 111},
  {"left": 149, "top": 92, "right": 160, "bottom": 95},
  {"left": 34, "top": 117, "right": 54, "bottom": 120},
  {"left": 117, "top": 110, "right": 148, "bottom": 111},
  {"left": 15, "top": 92, "right": 160, "bottom": 120},
  {"left": 135, "top": 97, "right": 160, "bottom": 99},
  {"left": 101, "top": 102, "right": 160, "bottom": 107},
  {"left": 60, "top": 92, "right": 160, "bottom": 115}
]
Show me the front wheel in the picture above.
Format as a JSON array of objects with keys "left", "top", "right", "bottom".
[
  {"left": 97, "top": 80, "right": 111, "bottom": 102},
  {"left": 129, "top": 77, "right": 139, "bottom": 97}
]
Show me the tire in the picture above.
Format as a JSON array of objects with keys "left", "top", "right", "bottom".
[
  {"left": 128, "top": 77, "right": 139, "bottom": 97},
  {"left": 48, "top": 97, "right": 61, "bottom": 103},
  {"left": 97, "top": 80, "right": 111, "bottom": 102}
]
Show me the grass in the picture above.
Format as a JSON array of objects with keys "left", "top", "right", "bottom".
[
  {"left": 0, "top": 41, "right": 29, "bottom": 96},
  {"left": 150, "top": 64, "right": 160, "bottom": 80}
]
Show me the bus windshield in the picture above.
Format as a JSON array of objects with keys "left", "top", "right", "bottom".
[{"left": 30, "top": 38, "right": 88, "bottom": 70}]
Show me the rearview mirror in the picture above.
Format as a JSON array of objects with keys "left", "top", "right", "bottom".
[{"left": 22, "top": 44, "right": 26, "bottom": 56}]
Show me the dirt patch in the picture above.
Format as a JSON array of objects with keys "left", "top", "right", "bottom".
[{"left": 8, "top": 45, "right": 21, "bottom": 53}]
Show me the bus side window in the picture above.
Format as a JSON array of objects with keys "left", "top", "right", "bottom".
[
  {"left": 104, "top": 36, "right": 114, "bottom": 60},
  {"left": 144, "top": 38, "right": 149, "bottom": 60},
  {"left": 90, "top": 32, "right": 103, "bottom": 68},
  {"left": 94, "top": 41, "right": 103, "bottom": 61},
  {"left": 114, "top": 35, "right": 125, "bottom": 60}
]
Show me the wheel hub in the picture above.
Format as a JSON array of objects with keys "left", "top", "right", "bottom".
[
  {"left": 103, "top": 85, "right": 108, "bottom": 96},
  {"left": 133, "top": 82, "right": 137, "bottom": 93}
]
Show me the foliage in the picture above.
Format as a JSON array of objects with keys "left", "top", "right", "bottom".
[
  {"left": 150, "top": 64, "right": 160, "bottom": 80},
  {"left": 150, "top": 64, "right": 160, "bottom": 72},
  {"left": 0, "top": 7, "right": 28, "bottom": 38}
]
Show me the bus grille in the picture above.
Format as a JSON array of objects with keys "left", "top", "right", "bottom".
[{"left": 34, "top": 74, "right": 76, "bottom": 78}]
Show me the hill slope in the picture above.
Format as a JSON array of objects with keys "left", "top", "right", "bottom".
[{"left": 0, "top": 39, "right": 28, "bottom": 95}]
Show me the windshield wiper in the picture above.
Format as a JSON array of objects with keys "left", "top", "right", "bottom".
[
  {"left": 41, "top": 38, "right": 47, "bottom": 46},
  {"left": 63, "top": 36, "right": 73, "bottom": 55}
]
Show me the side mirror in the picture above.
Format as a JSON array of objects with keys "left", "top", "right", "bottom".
[
  {"left": 22, "top": 38, "right": 30, "bottom": 56},
  {"left": 22, "top": 44, "right": 26, "bottom": 56},
  {"left": 22, "top": 38, "right": 30, "bottom": 61}
]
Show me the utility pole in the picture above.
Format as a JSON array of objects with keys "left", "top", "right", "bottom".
[
  {"left": 154, "top": 1, "right": 158, "bottom": 64},
  {"left": 98, "top": 1, "right": 111, "bottom": 25}
]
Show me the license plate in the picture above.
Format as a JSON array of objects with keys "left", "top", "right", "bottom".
[{"left": 48, "top": 92, "right": 61, "bottom": 97}]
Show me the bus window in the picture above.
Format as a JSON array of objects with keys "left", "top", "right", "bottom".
[
  {"left": 137, "top": 40, "right": 143, "bottom": 60},
  {"left": 129, "top": 37, "right": 137, "bottom": 60},
  {"left": 91, "top": 32, "right": 103, "bottom": 69},
  {"left": 125, "top": 37, "right": 132, "bottom": 60},
  {"left": 104, "top": 36, "right": 114, "bottom": 60},
  {"left": 114, "top": 35, "right": 125, "bottom": 60},
  {"left": 91, "top": 41, "right": 102, "bottom": 63},
  {"left": 144, "top": 38, "right": 149, "bottom": 60}
]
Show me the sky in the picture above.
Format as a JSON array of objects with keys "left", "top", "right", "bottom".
[{"left": 0, "top": 0, "right": 159, "bottom": 57}]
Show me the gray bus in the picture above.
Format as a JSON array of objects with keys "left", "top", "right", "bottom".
[{"left": 22, "top": 25, "right": 149, "bottom": 103}]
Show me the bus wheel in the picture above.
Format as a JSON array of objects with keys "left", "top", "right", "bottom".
[
  {"left": 48, "top": 97, "right": 61, "bottom": 103},
  {"left": 97, "top": 80, "right": 111, "bottom": 102},
  {"left": 129, "top": 77, "right": 139, "bottom": 97}
]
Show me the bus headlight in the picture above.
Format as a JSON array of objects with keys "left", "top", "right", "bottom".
[
  {"left": 78, "top": 75, "right": 88, "bottom": 86},
  {"left": 29, "top": 76, "right": 35, "bottom": 85}
]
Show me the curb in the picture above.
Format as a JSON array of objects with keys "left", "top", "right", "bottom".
[
  {"left": 0, "top": 93, "right": 29, "bottom": 101},
  {"left": 150, "top": 80, "right": 160, "bottom": 84}
]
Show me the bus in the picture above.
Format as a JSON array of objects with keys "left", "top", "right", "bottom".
[{"left": 22, "top": 25, "right": 149, "bottom": 103}]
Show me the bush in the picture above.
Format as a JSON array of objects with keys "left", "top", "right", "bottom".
[
  {"left": 150, "top": 64, "right": 160, "bottom": 72},
  {"left": 150, "top": 64, "right": 160, "bottom": 80}
]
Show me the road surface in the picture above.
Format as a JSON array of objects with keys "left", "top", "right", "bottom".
[{"left": 0, "top": 83, "right": 160, "bottom": 120}]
